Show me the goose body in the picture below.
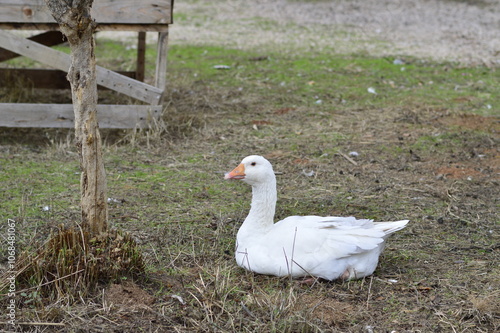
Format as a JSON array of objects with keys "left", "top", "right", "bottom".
[{"left": 225, "top": 155, "right": 409, "bottom": 281}]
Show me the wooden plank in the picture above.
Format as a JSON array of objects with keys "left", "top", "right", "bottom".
[
  {"left": 154, "top": 30, "right": 169, "bottom": 97},
  {"left": 0, "top": 23, "right": 170, "bottom": 32},
  {"left": 0, "top": 103, "right": 162, "bottom": 128},
  {"left": 0, "top": 30, "right": 65, "bottom": 62},
  {"left": 0, "top": 68, "right": 136, "bottom": 89},
  {"left": 0, "top": 30, "right": 163, "bottom": 104},
  {"left": 0, "top": 68, "right": 70, "bottom": 89},
  {"left": 0, "top": 0, "right": 173, "bottom": 25},
  {"left": 136, "top": 32, "right": 146, "bottom": 82}
]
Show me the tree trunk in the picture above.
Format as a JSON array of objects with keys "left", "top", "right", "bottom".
[{"left": 44, "top": 0, "right": 107, "bottom": 234}]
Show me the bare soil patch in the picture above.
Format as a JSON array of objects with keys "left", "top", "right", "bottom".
[
  {"left": 295, "top": 293, "right": 356, "bottom": 326},
  {"left": 439, "top": 114, "right": 500, "bottom": 133},
  {"left": 435, "top": 164, "right": 486, "bottom": 179},
  {"left": 105, "top": 281, "right": 155, "bottom": 309},
  {"left": 170, "top": 0, "right": 500, "bottom": 65}
]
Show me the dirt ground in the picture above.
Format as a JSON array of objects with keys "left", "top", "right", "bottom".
[
  {"left": 1, "top": 0, "right": 499, "bottom": 332},
  {"left": 102, "top": 0, "right": 500, "bottom": 66},
  {"left": 167, "top": 0, "right": 500, "bottom": 66}
]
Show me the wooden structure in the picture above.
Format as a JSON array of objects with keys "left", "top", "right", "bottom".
[{"left": 0, "top": 0, "right": 173, "bottom": 128}]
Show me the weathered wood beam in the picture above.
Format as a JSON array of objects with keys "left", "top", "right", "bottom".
[
  {"left": 136, "top": 32, "right": 146, "bottom": 82},
  {"left": 0, "top": 68, "right": 136, "bottom": 89},
  {"left": 0, "top": 103, "right": 162, "bottom": 128},
  {"left": 0, "top": 30, "right": 163, "bottom": 104},
  {"left": 154, "top": 30, "right": 169, "bottom": 105},
  {"left": 0, "top": 30, "right": 65, "bottom": 62},
  {"left": 0, "top": 23, "right": 170, "bottom": 32},
  {"left": 0, "top": 0, "right": 173, "bottom": 25}
]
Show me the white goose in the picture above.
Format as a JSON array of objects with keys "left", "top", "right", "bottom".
[{"left": 225, "top": 155, "right": 409, "bottom": 281}]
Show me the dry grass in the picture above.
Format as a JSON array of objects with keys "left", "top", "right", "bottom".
[
  {"left": 1, "top": 2, "right": 499, "bottom": 330},
  {"left": 1, "top": 78, "right": 498, "bottom": 331},
  {"left": 0, "top": 225, "right": 145, "bottom": 324}
]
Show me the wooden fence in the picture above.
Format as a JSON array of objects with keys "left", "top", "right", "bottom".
[{"left": 0, "top": 0, "right": 174, "bottom": 128}]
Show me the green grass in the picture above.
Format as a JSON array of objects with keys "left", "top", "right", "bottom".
[
  {"left": 0, "top": 35, "right": 498, "bottom": 332},
  {"left": 0, "top": 157, "right": 80, "bottom": 221},
  {"left": 3, "top": 39, "right": 497, "bottom": 115},
  {"left": 167, "top": 45, "right": 498, "bottom": 114}
]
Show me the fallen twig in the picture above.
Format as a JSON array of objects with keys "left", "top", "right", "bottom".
[
  {"left": 241, "top": 301, "right": 258, "bottom": 319},
  {"left": 336, "top": 151, "right": 358, "bottom": 166},
  {"left": 12, "top": 322, "right": 66, "bottom": 326}
]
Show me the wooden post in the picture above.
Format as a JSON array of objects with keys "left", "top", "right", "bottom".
[
  {"left": 154, "top": 30, "right": 169, "bottom": 105},
  {"left": 136, "top": 31, "right": 146, "bottom": 82},
  {"left": 44, "top": 0, "right": 107, "bottom": 234}
]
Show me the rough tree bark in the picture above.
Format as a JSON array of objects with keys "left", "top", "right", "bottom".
[{"left": 44, "top": 0, "right": 107, "bottom": 234}]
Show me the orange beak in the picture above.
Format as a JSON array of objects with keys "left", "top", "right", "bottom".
[{"left": 224, "top": 163, "right": 246, "bottom": 180}]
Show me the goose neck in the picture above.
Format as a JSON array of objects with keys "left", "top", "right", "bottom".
[{"left": 245, "top": 179, "right": 277, "bottom": 229}]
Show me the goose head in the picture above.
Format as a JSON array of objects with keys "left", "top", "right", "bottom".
[{"left": 224, "top": 155, "right": 275, "bottom": 186}]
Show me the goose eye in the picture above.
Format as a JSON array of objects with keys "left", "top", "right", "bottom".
[{"left": 250, "top": 162, "right": 256, "bottom": 166}]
